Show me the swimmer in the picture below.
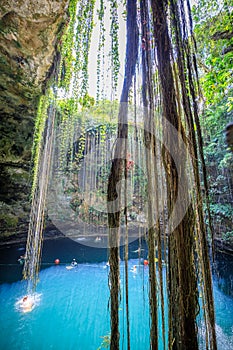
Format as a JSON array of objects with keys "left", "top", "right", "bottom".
[
  {"left": 20, "top": 295, "right": 34, "bottom": 313},
  {"left": 130, "top": 265, "right": 137, "bottom": 273},
  {"left": 104, "top": 261, "right": 110, "bottom": 269},
  {"left": 71, "top": 259, "right": 78, "bottom": 267},
  {"left": 15, "top": 293, "right": 41, "bottom": 313},
  {"left": 133, "top": 248, "right": 143, "bottom": 253},
  {"left": 17, "top": 255, "right": 26, "bottom": 265}
]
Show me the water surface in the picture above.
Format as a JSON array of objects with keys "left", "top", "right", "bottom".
[{"left": 0, "top": 239, "right": 232, "bottom": 349}]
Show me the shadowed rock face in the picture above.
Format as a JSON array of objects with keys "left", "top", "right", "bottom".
[{"left": 0, "top": 0, "right": 69, "bottom": 239}]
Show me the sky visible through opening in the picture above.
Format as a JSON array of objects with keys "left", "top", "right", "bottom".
[
  {"left": 88, "top": 0, "right": 126, "bottom": 100},
  {"left": 87, "top": 0, "right": 198, "bottom": 100}
]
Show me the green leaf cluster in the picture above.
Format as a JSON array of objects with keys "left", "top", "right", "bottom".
[
  {"left": 109, "top": 0, "right": 120, "bottom": 94},
  {"left": 58, "top": 0, "right": 79, "bottom": 90},
  {"left": 193, "top": 0, "right": 233, "bottom": 238},
  {"left": 193, "top": 0, "right": 233, "bottom": 106}
]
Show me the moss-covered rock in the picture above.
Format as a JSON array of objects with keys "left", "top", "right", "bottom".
[{"left": 0, "top": 0, "right": 70, "bottom": 240}]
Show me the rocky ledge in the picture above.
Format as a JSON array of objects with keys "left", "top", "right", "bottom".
[{"left": 0, "top": 0, "right": 69, "bottom": 238}]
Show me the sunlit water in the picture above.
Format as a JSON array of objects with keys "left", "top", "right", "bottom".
[
  {"left": 0, "top": 260, "right": 151, "bottom": 350},
  {"left": 0, "top": 240, "right": 233, "bottom": 350}
]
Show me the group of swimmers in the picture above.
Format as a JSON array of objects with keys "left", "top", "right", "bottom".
[{"left": 17, "top": 259, "right": 139, "bottom": 313}]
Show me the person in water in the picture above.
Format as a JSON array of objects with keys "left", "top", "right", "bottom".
[
  {"left": 131, "top": 265, "right": 137, "bottom": 273},
  {"left": 21, "top": 295, "right": 34, "bottom": 312},
  {"left": 17, "top": 255, "right": 26, "bottom": 265},
  {"left": 71, "top": 259, "right": 78, "bottom": 267}
]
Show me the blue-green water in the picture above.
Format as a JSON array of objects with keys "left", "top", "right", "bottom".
[
  {"left": 0, "top": 239, "right": 233, "bottom": 350},
  {"left": 0, "top": 260, "right": 151, "bottom": 350}
]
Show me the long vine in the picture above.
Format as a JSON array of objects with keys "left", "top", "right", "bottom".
[
  {"left": 96, "top": 0, "right": 106, "bottom": 102},
  {"left": 74, "top": 0, "right": 96, "bottom": 98},
  {"left": 31, "top": 91, "right": 53, "bottom": 197},
  {"left": 58, "top": 0, "right": 79, "bottom": 91},
  {"left": 109, "top": 0, "right": 120, "bottom": 96}
]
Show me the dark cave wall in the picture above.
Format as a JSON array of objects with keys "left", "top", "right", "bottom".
[{"left": 0, "top": 0, "right": 70, "bottom": 239}]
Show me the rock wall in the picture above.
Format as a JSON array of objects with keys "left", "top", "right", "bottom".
[{"left": 0, "top": 0, "right": 70, "bottom": 240}]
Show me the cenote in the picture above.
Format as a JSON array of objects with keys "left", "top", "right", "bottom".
[
  {"left": 1, "top": 0, "right": 233, "bottom": 349},
  {"left": 0, "top": 238, "right": 233, "bottom": 350}
]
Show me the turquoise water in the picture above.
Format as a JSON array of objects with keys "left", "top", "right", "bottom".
[
  {"left": 0, "top": 242, "right": 233, "bottom": 349},
  {"left": 0, "top": 260, "right": 151, "bottom": 350}
]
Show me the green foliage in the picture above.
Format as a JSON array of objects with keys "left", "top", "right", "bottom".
[
  {"left": 85, "top": 99, "right": 119, "bottom": 123},
  {"left": 193, "top": 1, "right": 233, "bottom": 106},
  {"left": 201, "top": 101, "right": 232, "bottom": 160},
  {"left": 193, "top": 0, "right": 233, "bottom": 239},
  {"left": 58, "top": 0, "right": 96, "bottom": 97},
  {"left": 55, "top": 0, "right": 99, "bottom": 174},
  {"left": 109, "top": 0, "right": 120, "bottom": 94},
  {"left": 0, "top": 213, "right": 18, "bottom": 228},
  {"left": 210, "top": 203, "right": 233, "bottom": 221},
  {"left": 74, "top": 0, "right": 96, "bottom": 97},
  {"left": 222, "top": 231, "right": 233, "bottom": 241},
  {"left": 200, "top": 51, "right": 233, "bottom": 105},
  {"left": 58, "top": 0, "right": 79, "bottom": 90},
  {"left": 219, "top": 152, "right": 233, "bottom": 169},
  {"left": 51, "top": 0, "right": 122, "bottom": 175},
  {"left": 96, "top": 0, "right": 106, "bottom": 102},
  {"left": 31, "top": 91, "right": 53, "bottom": 196},
  {"left": 79, "top": 94, "right": 95, "bottom": 108},
  {"left": 57, "top": 0, "right": 121, "bottom": 102}
]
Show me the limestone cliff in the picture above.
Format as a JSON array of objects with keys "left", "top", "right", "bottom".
[{"left": 0, "top": 0, "right": 70, "bottom": 240}]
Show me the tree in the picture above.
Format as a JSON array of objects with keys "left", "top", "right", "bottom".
[{"left": 193, "top": 0, "right": 233, "bottom": 241}]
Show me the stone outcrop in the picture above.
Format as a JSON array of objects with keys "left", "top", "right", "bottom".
[{"left": 0, "top": 0, "right": 69, "bottom": 239}]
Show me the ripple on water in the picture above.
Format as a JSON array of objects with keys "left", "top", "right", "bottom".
[{"left": 15, "top": 293, "right": 42, "bottom": 314}]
